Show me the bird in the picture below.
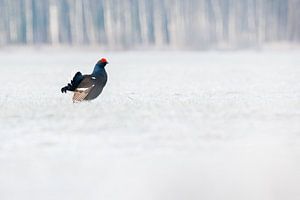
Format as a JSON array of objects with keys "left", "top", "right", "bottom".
[{"left": 61, "top": 58, "right": 108, "bottom": 102}]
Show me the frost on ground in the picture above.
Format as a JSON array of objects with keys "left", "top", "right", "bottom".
[{"left": 0, "top": 49, "right": 299, "bottom": 200}]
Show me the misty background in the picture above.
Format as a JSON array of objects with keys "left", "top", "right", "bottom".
[
  {"left": 0, "top": 0, "right": 299, "bottom": 49},
  {"left": 0, "top": 1, "right": 300, "bottom": 200}
]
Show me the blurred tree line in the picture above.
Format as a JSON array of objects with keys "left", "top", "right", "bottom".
[{"left": 0, "top": 0, "right": 299, "bottom": 49}]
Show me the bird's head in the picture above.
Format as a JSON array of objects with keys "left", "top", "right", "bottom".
[{"left": 96, "top": 58, "right": 109, "bottom": 67}]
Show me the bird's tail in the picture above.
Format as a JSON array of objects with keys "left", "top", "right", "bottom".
[{"left": 61, "top": 72, "right": 83, "bottom": 93}]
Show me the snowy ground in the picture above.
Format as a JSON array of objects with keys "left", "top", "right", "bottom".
[{"left": 0, "top": 49, "right": 299, "bottom": 200}]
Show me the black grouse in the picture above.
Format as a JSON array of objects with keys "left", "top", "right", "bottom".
[{"left": 61, "top": 58, "right": 108, "bottom": 102}]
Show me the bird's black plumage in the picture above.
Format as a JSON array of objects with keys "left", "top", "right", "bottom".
[
  {"left": 61, "top": 72, "right": 84, "bottom": 93},
  {"left": 61, "top": 58, "right": 108, "bottom": 102}
]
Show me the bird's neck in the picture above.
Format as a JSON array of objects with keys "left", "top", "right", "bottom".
[{"left": 92, "top": 64, "right": 106, "bottom": 76}]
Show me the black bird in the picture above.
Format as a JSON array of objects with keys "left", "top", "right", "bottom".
[{"left": 61, "top": 58, "right": 108, "bottom": 102}]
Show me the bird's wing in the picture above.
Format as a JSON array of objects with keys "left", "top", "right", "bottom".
[
  {"left": 72, "top": 88, "right": 94, "bottom": 102},
  {"left": 72, "top": 75, "right": 96, "bottom": 102}
]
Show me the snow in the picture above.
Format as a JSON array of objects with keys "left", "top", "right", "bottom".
[{"left": 0, "top": 49, "right": 299, "bottom": 200}]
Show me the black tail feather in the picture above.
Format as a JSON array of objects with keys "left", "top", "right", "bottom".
[{"left": 61, "top": 72, "right": 84, "bottom": 93}]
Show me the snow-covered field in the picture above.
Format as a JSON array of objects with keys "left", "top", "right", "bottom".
[{"left": 0, "top": 49, "right": 299, "bottom": 200}]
